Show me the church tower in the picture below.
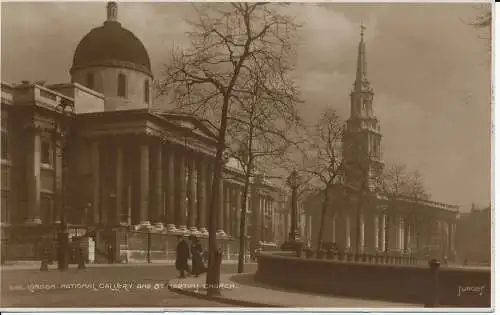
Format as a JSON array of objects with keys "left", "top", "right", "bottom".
[{"left": 343, "top": 25, "right": 384, "bottom": 191}]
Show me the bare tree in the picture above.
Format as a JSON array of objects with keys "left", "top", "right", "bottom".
[
  {"left": 300, "top": 108, "right": 344, "bottom": 257},
  {"left": 156, "top": 3, "right": 299, "bottom": 295},
  {"left": 227, "top": 77, "right": 302, "bottom": 273}
]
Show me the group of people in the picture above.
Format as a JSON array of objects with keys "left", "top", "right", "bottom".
[{"left": 175, "top": 234, "right": 208, "bottom": 278}]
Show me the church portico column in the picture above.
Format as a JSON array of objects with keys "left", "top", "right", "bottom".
[
  {"left": 175, "top": 147, "right": 187, "bottom": 231},
  {"left": 26, "top": 129, "right": 42, "bottom": 224},
  {"left": 187, "top": 154, "right": 198, "bottom": 232},
  {"left": 196, "top": 154, "right": 207, "bottom": 233},
  {"left": 379, "top": 214, "right": 386, "bottom": 252},
  {"left": 165, "top": 144, "right": 176, "bottom": 231},
  {"left": 139, "top": 142, "right": 150, "bottom": 226},
  {"left": 345, "top": 213, "right": 352, "bottom": 251}
]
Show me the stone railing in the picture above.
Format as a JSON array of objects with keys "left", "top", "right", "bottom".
[
  {"left": 256, "top": 251, "right": 491, "bottom": 308},
  {"left": 297, "top": 248, "right": 419, "bottom": 265}
]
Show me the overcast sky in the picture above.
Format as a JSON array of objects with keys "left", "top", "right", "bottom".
[{"left": 1, "top": 2, "right": 491, "bottom": 210}]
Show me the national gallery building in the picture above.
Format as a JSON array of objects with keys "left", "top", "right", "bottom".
[{"left": 0, "top": 3, "right": 288, "bottom": 261}]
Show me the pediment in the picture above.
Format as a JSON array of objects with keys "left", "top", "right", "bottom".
[{"left": 158, "top": 112, "right": 218, "bottom": 141}]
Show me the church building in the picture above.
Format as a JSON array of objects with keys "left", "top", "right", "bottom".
[{"left": 304, "top": 26, "right": 461, "bottom": 261}]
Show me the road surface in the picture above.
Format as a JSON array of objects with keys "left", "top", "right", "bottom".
[{"left": 1, "top": 263, "right": 258, "bottom": 308}]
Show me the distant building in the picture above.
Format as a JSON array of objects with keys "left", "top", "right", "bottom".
[
  {"left": 303, "top": 26, "right": 460, "bottom": 260},
  {"left": 1, "top": 2, "right": 285, "bottom": 261},
  {"left": 455, "top": 205, "right": 491, "bottom": 265}
]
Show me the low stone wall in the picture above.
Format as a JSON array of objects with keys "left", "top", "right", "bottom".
[{"left": 255, "top": 252, "right": 491, "bottom": 308}]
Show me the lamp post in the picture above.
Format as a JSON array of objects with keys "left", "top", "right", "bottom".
[
  {"left": 54, "top": 98, "right": 74, "bottom": 271},
  {"left": 281, "top": 170, "right": 303, "bottom": 251}
]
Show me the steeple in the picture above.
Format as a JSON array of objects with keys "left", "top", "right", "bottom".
[
  {"left": 354, "top": 24, "right": 371, "bottom": 92},
  {"left": 107, "top": 1, "right": 118, "bottom": 22},
  {"left": 343, "top": 24, "right": 383, "bottom": 191}
]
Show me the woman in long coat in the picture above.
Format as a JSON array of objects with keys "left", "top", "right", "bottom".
[{"left": 190, "top": 236, "right": 206, "bottom": 277}]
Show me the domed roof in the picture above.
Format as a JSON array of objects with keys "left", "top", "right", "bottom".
[{"left": 70, "top": 5, "right": 152, "bottom": 76}]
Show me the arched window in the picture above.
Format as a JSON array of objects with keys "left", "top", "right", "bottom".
[
  {"left": 86, "top": 73, "right": 94, "bottom": 90},
  {"left": 144, "top": 79, "right": 150, "bottom": 103},
  {"left": 117, "top": 73, "right": 126, "bottom": 97}
]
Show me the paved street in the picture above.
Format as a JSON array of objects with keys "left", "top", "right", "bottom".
[{"left": 1, "top": 263, "right": 257, "bottom": 308}]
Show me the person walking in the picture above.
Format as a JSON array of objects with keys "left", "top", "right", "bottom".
[
  {"left": 175, "top": 235, "right": 191, "bottom": 278},
  {"left": 190, "top": 236, "right": 207, "bottom": 277}
]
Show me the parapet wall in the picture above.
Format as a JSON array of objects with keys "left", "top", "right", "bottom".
[{"left": 255, "top": 252, "right": 490, "bottom": 308}]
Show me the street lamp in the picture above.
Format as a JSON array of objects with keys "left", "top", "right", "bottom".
[
  {"left": 54, "top": 98, "right": 75, "bottom": 271},
  {"left": 281, "top": 170, "right": 304, "bottom": 251}
]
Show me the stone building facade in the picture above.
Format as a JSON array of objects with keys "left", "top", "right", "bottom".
[
  {"left": 0, "top": 2, "right": 286, "bottom": 261},
  {"left": 304, "top": 26, "right": 460, "bottom": 261}
]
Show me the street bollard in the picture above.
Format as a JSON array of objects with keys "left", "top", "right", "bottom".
[
  {"left": 40, "top": 246, "right": 49, "bottom": 271},
  {"left": 361, "top": 253, "right": 367, "bottom": 262},
  {"left": 347, "top": 252, "right": 353, "bottom": 262},
  {"left": 425, "top": 259, "right": 441, "bottom": 307},
  {"left": 78, "top": 246, "right": 86, "bottom": 269}
]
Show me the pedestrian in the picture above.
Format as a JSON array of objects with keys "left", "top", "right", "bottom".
[
  {"left": 190, "top": 236, "right": 207, "bottom": 277},
  {"left": 175, "top": 235, "right": 191, "bottom": 278}
]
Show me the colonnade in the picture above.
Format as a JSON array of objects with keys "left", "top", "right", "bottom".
[
  {"left": 326, "top": 210, "right": 457, "bottom": 257},
  {"left": 84, "top": 136, "right": 281, "bottom": 241}
]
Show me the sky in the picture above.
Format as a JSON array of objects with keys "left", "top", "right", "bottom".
[{"left": 1, "top": 2, "right": 491, "bottom": 210}]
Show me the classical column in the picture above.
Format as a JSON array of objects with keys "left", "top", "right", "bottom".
[
  {"left": 139, "top": 143, "right": 150, "bottom": 226},
  {"left": 165, "top": 145, "right": 176, "bottom": 231},
  {"left": 153, "top": 142, "right": 163, "bottom": 225},
  {"left": 217, "top": 177, "right": 225, "bottom": 235},
  {"left": 359, "top": 212, "right": 365, "bottom": 252},
  {"left": 235, "top": 186, "right": 242, "bottom": 237},
  {"left": 225, "top": 185, "right": 232, "bottom": 235},
  {"left": 345, "top": 213, "right": 351, "bottom": 250},
  {"left": 196, "top": 154, "right": 207, "bottom": 233},
  {"left": 187, "top": 156, "right": 197, "bottom": 232},
  {"left": 404, "top": 219, "right": 411, "bottom": 253},
  {"left": 175, "top": 148, "right": 187, "bottom": 231},
  {"left": 116, "top": 143, "right": 124, "bottom": 225},
  {"left": 25, "top": 130, "right": 42, "bottom": 224},
  {"left": 450, "top": 222, "right": 456, "bottom": 255},
  {"left": 373, "top": 215, "right": 379, "bottom": 252},
  {"left": 90, "top": 141, "right": 100, "bottom": 224},
  {"left": 378, "top": 214, "right": 385, "bottom": 252}
]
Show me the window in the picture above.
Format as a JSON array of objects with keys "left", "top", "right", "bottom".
[
  {"left": 117, "top": 73, "right": 126, "bottom": 97},
  {"left": 1, "top": 130, "right": 8, "bottom": 160},
  {"left": 41, "top": 141, "right": 51, "bottom": 165},
  {"left": 86, "top": 73, "right": 95, "bottom": 90},
  {"left": 144, "top": 79, "right": 150, "bottom": 103}
]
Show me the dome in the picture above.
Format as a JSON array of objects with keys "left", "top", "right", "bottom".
[{"left": 70, "top": 4, "right": 152, "bottom": 76}]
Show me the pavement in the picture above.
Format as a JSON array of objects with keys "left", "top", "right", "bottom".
[
  {"left": 168, "top": 273, "right": 422, "bottom": 308},
  {"left": 1, "top": 263, "right": 256, "bottom": 308}
]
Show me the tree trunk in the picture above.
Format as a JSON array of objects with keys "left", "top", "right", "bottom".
[
  {"left": 238, "top": 177, "right": 250, "bottom": 273},
  {"left": 315, "top": 188, "right": 329, "bottom": 258},
  {"left": 206, "top": 95, "right": 231, "bottom": 296}
]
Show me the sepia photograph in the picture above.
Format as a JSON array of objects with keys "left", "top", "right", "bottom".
[{"left": 0, "top": 1, "right": 492, "bottom": 310}]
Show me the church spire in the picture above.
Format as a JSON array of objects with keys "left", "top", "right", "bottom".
[
  {"left": 354, "top": 24, "right": 370, "bottom": 92},
  {"left": 107, "top": 1, "right": 118, "bottom": 22}
]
